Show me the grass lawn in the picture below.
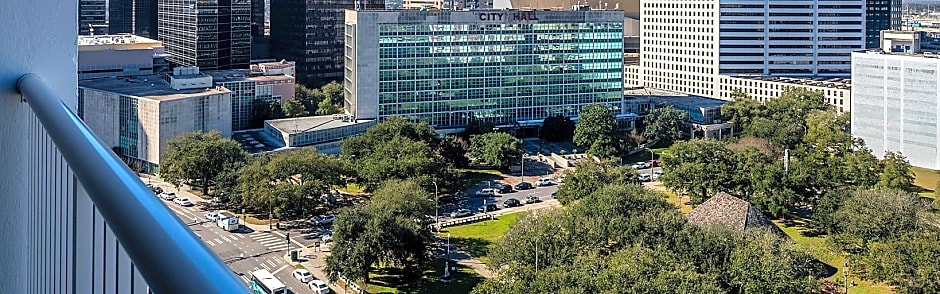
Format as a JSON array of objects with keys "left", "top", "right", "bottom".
[
  {"left": 365, "top": 259, "right": 484, "bottom": 294},
  {"left": 455, "top": 168, "right": 503, "bottom": 193},
  {"left": 441, "top": 212, "right": 527, "bottom": 265},
  {"left": 336, "top": 183, "right": 367, "bottom": 195},
  {"left": 663, "top": 189, "right": 693, "bottom": 215},
  {"left": 773, "top": 220, "right": 894, "bottom": 294},
  {"left": 621, "top": 141, "right": 674, "bottom": 165}
]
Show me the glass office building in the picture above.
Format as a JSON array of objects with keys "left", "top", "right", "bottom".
[{"left": 344, "top": 9, "right": 624, "bottom": 129}]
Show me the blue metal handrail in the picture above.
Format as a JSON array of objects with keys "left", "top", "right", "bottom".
[{"left": 16, "top": 74, "right": 250, "bottom": 294}]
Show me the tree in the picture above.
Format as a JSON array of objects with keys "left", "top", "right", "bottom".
[
  {"left": 464, "top": 118, "right": 495, "bottom": 137},
  {"left": 160, "top": 131, "right": 249, "bottom": 195},
  {"left": 470, "top": 132, "right": 522, "bottom": 170},
  {"left": 438, "top": 135, "right": 470, "bottom": 168},
  {"left": 320, "top": 81, "right": 344, "bottom": 106},
  {"left": 721, "top": 94, "right": 764, "bottom": 132},
  {"left": 860, "top": 233, "right": 940, "bottom": 293},
  {"left": 315, "top": 95, "right": 341, "bottom": 115},
  {"left": 294, "top": 84, "right": 321, "bottom": 114},
  {"left": 326, "top": 180, "right": 434, "bottom": 283},
  {"left": 251, "top": 100, "right": 284, "bottom": 128},
  {"left": 235, "top": 148, "right": 349, "bottom": 218},
  {"left": 643, "top": 103, "right": 689, "bottom": 145},
  {"left": 660, "top": 139, "right": 735, "bottom": 204},
  {"left": 831, "top": 188, "right": 931, "bottom": 250},
  {"left": 540, "top": 115, "right": 575, "bottom": 142},
  {"left": 555, "top": 159, "right": 638, "bottom": 205},
  {"left": 341, "top": 117, "right": 449, "bottom": 191},
  {"left": 341, "top": 116, "right": 439, "bottom": 159},
  {"left": 877, "top": 151, "right": 915, "bottom": 191},
  {"left": 574, "top": 103, "right": 619, "bottom": 158},
  {"left": 282, "top": 98, "right": 307, "bottom": 118}
]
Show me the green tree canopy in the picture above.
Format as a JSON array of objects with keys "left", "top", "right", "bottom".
[
  {"left": 235, "top": 148, "right": 350, "bottom": 218},
  {"left": 643, "top": 103, "right": 689, "bottom": 145},
  {"left": 341, "top": 117, "right": 452, "bottom": 191},
  {"left": 574, "top": 103, "right": 620, "bottom": 158},
  {"left": 282, "top": 98, "right": 308, "bottom": 118},
  {"left": 831, "top": 188, "right": 932, "bottom": 251},
  {"left": 469, "top": 132, "right": 522, "bottom": 170},
  {"left": 438, "top": 135, "right": 470, "bottom": 168},
  {"left": 326, "top": 180, "right": 435, "bottom": 283},
  {"left": 721, "top": 92, "right": 764, "bottom": 131},
  {"left": 160, "top": 131, "right": 249, "bottom": 195},
  {"left": 860, "top": 233, "right": 940, "bottom": 293},
  {"left": 555, "top": 159, "right": 638, "bottom": 205},
  {"left": 660, "top": 139, "right": 735, "bottom": 204},
  {"left": 877, "top": 151, "right": 915, "bottom": 191},
  {"left": 315, "top": 95, "right": 341, "bottom": 115}
]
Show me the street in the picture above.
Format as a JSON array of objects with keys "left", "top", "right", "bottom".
[{"left": 146, "top": 178, "right": 337, "bottom": 294}]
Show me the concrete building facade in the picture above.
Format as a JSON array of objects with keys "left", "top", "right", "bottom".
[
  {"left": 205, "top": 61, "right": 296, "bottom": 131},
  {"left": 631, "top": 0, "right": 864, "bottom": 98},
  {"left": 718, "top": 76, "right": 852, "bottom": 112},
  {"left": 78, "top": 35, "right": 170, "bottom": 80},
  {"left": 851, "top": 48, "right": 940, "bottom": 169},
  {"left": 344, "top": 9, "right": 624, "bottom": 129},
  {"left": 79, "top": 71, "right": 233, "bottom": 171}
]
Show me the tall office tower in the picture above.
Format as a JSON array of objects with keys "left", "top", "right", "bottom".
[
  {"left": 251, "top": 0, "right": 265, "bottom": 37},
  {"left": 158, "top": 0, "right": 251, "bottom": 70},
  {"left": 270, "top": 0, "right": 384, "bottom": 87},
  {"left": 866, "top": 0, "right": 904, "bottom": 48},
  {"left": 79, "top": 0, "right": 107, "bottom": 35},
  {"left": 636, "top": 0, "right": 864, "bottom": 98},
  {"left": 344, "top": 9, "right": 625, "bottom": 129},
  {"left": 109, "top": 0, "right": 160, "bottom": 39}
]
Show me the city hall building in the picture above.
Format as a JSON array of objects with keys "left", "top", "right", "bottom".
[{"left": 343, "top": 9, "right": 625, "bottom": 129}]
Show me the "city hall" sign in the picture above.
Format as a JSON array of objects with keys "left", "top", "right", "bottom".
[{"left": 478, "top": 11, "right": 540, "bottom": 22}]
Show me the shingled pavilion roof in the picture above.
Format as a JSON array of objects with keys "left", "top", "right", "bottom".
[{"left": 686, "top": 192, "right": 785, "bottom": 236}]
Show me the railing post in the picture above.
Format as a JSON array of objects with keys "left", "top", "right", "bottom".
[{"left": 16, "top": 74, "right": 250, "bottom": 294}]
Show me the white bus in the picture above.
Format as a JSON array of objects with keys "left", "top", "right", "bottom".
[{"left": 249, "top": 269, "right": 287, "bottom": 294}]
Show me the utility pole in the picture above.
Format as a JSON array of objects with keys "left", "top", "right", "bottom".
[{"left": 844, "top": 262, "right": 849, "bottom": 294}]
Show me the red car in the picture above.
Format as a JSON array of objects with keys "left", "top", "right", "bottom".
[{"left": 645, "top": 160, "right": 660, "bottom": 167}]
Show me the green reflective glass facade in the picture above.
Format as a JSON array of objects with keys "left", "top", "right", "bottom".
[{"left": 372, "top": 21, "right": 623, "bottom": 128}]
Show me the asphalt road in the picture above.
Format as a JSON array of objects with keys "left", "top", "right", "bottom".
[{"left": 153, "top": 184, "right": 329, "bottom": 294}]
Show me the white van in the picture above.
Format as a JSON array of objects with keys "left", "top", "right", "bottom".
[{"left": 217, "top": 212, "right": 239, "bottom": 231}]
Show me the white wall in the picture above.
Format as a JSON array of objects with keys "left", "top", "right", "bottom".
[{"left": 0, "top": 0, "right": 77, "bottom": 292}]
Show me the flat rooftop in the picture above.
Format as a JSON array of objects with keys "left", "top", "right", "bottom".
[
  {"left": 728, "top": 75, "right": 851, "bottom": 90},
  {"left": 204, "top": 69, "right": 293, "bottom": 84},
  {"left": 266, "top": 115, "right": 369, "bottom": 134},
  {"left": 79, "top": 75, "right": 230, "bottom": 101},
  {"left": 78, "top": 34, "right": 160, "bottom": 46}
]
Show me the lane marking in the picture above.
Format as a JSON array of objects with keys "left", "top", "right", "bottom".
[
  {"left": 267, "top": 259, "right": 277, "bottom": 268},
  {"left": 206, "top": 240, "right": 215, "bottom": 246},
  {"left": 271, "top": 264, "right": 290, "bottom": 275},
  {"left": 272, "top": 231, "right": 306, "bottom": 247}
]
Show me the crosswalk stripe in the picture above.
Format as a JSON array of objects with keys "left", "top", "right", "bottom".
[
  {"left": 267, "top": 259, "right": 277, "bottom": 268},
  {"left": 221, "top": 236, "right": 231, "bottom": 242},
  {"left": 260, "top": 263, "right": 270, "bottom": 271},
  {"left": 214, "top": 238, "right": 223, "bottom": 244},
  {"left": 206, "top": 240, "right": 215, "bottom": 246},
  {"left": 253, "top": 235, "right": 278, "bottom": 242}
]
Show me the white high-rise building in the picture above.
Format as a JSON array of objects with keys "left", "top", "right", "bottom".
[{"left": 634, "top": 0, "right": 864, "bottom": 98}]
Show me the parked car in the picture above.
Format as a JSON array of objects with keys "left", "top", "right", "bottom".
[
  {"left": 551, "top": 191, "right": 557, "bottom": 199},
  {"left": 556, "top": 176, "right": 565, "bottom": 183},
  {"left": 503, "top": 198, "right": 522, "bottom": 208},
  {"left": 478, "top": 204, "right": 499, "bottom": 213},
  {"left": 535, "top": 178, "right": 554, "bottom": 187},
  {"left": 514, "top": 182, "right": 533, "bottom": 190},
  {"left": 653, "top": 170, "right": 664, "bottom": 180},
  {"left": 450, "top": 208, "right": 473, "bottom": 218},
  {"left": 525, "top": 194, "right": 541, "bottom": 204},
  {"left": 309, "top": 280, "right": 331, "bottom": 294},
  {"left": 631, "top": 162, "right": 648, "bottom": 169},
  {"left": 314, "top": 214, "right": 336, "bottom": 226},
  {"left": 149, "top": 185, "right": 163, "bottom": 194},
  {"left": 321, "top": 234, "right": 333, "bottom": 243},
  {"left": 496, "top": 184, "right": 513, "bottom": 194},
  {"left": 638, "top": 174, "right": 652, "bottom": 182},
  {"left": 474, "top": 188, "right": 495, "bottom": 197},
  {"left": 646, "top": 159, "right": 660, "bottom": 167},
  {"left": 158, "top": 192, "right": 176, "bottom": 201},
  {"left": 173, "top": 197, "right": 193, "bottom": 206},
  {"left": 204, "top": 211, "right": 220, "bottom": 221},
  {"left": 292, "top": 269, "right": 314, "bottom": 283}
]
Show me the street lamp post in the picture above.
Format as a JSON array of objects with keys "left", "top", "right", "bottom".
[
  {"left": 520, "top": 153, "right": 529, "bottom": 184},
  {"left": 444, "top": 233, "right": 452, "bottom": 278},
  {"left": 645, "top": 148, "right": 654, "bottom": 180}
]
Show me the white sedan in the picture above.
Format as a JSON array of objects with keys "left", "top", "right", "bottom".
[
  {"left": 292, "top": 269, "right": 314, "bottom": 283},
  {"left": 204, "top": 212, "right": 220, "bottom": 221},
  {"left": 309, "top": 279, "right": 331, "bottom": 294},
  {"left": 172, "top": 197, "right": 192, "bottom": 206}
]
